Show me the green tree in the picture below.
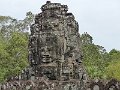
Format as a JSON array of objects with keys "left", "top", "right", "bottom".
[
  {"left": 5, "top": 32, "right": 29, "bottom": 79},
  {"left": 0, "top": 12, "right": 34, "bottom": 82},
  {"left": 0, "top": 34, "right": 9, "bottom": 82},
  {"left": 104, "top": 49, "right": 120, "bottom": 80},
  {"left": 105, "top": 60, "right": 120, "bottom": 80},
  {"left": 81, "top": 33, "right": 109, "bottom": 79},
  {"left": 109, "top": 49, "right": 120, "bottom": 61}
]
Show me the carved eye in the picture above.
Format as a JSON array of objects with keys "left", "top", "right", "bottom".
[
  {"left": 69, "top": 54, "right": 73, "bottom": 57},
  {"left": 54, "top": 23, "right": 58, "bottom": 27},
  {"left": 46, "top": 38, "right": 50, "bottom": 42},
  {"left": 47, "top": 48, "right": 51, "bottom": 51},
  {"left": 41, "top": 48, "right": 44, "bottom": 52}
]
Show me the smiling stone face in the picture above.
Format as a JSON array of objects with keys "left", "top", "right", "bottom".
[
  {"left": 38, "top": 33, "right": 60, "bottom": 64},
  {"left": 40, "top": 46, "right": 53, "bottom": 63}
]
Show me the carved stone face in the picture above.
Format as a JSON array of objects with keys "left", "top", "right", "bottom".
[
  {"left": 40, "top": 46, "right": 53, "bottom": 63},
  {"left": 39, "top": 35, "right": 59, "bottom": 63}
]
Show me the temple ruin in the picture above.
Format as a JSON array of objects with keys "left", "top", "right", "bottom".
[
  {"left": 1, "top": 1, "right": 120, "bottom": 90},
  {"left": 28, "top": 1, "right": 88, "bottom": 89}
]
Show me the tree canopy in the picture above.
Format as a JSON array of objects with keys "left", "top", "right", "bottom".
[
  {"left": 81, "top": 32, "right": 120, "bottom": 80},
  {"left": 0, "top": 12, "right": 34, "bottom": 82}
]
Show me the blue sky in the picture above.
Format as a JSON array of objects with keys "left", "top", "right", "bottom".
[{"left": 0, "top": 0, "right": 120, "bottom": 52}]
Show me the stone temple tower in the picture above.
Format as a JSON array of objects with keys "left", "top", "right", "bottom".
[
  {"left": 28, "top": 1, "right": 88, "bottom": 90},
  {"left": 2, "top": 1, "right": 120, "bottom": 90}
]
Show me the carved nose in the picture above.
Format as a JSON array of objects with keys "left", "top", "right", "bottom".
[{"left": 44, "top": 50, "right": 49, "bottom": 55}]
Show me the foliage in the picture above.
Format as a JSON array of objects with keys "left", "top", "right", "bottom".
[
  {"left": 0, "top": 12, "right": 34, "bottom": 82},
  {"left": 105, "top": 60, "right": 120, "bottom": 80},
  {"left": 104, "top": 49, "right": 120, "bottom": 80},
  {"left": 0, "top": 35, "right": 9, "bottom": 82},
  {"left": 81, "top": 33, "right": 120, "bottom": 80},
  {"left": 81, "top": 33, "right": 110, "bottom": 79}
]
